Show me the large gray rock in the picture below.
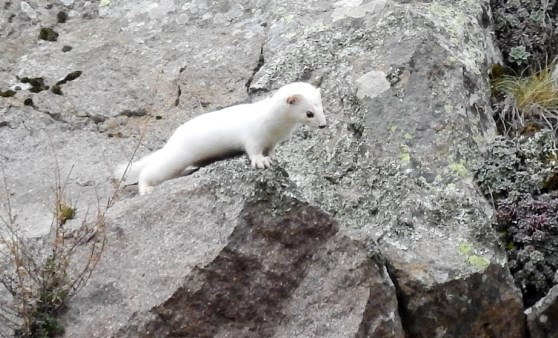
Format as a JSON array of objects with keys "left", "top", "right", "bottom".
[
  {"left": 78, "top": 166, "right": 402, "bottom": 338},
  {"left": 526, "top": 284, "right": 558, "bottom": 338},
  {"left": 0, "top": 0, "right": 529, "bottom": 337}
]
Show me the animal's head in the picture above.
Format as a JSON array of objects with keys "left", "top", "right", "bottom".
[{"left": 275, "top": 82, "right": 327, "bottom": 129}]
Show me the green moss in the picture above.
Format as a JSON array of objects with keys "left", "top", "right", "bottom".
[
  {"left": 0, "top": 89, "right": 16, "bottom": 97},
  {"left": 56, "top": 11, "right": 68, "bottom": 24},
  {"left": 64, "top": 71, "right": 82, "bottom": 82},
  {"left": 49, "top": 71, "right": 82, "bottom": 96},
  {"left": 39, "top": 28, "right": 59, "bottom": 42},
  {"left": 505, "top": 242, "right": 516, "bottom": 250},
  {"left": 21, "top": 77, "right": 49, "bottom": 93},
  {"left": 55, "top": 71, "right": 82, "bottom": 86},
  {"left": 51, "top": 85, "right": 62, "bottom": 95},
  {"left": 57, "top": 204, "right": 75, "bottom": 225}
]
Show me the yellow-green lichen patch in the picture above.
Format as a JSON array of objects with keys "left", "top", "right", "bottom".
[
  {"left": 100, "top": 0, "right": 110, "bottom": 6},
  {"left": 412, "top": 2, "right": 485, "bottom": 75},
  {"left": 467, "top": 255, "right": 490, "bottom": 269},
  {"left": 458, "top": 242, "right": 473, "bottom": 255},
  {"left": 399, "top": 144, "right": 411, "bottom": 164},
  {"left": 458, "top": 242, "right": 490, "bottom": 270},
  {"left": 282, "top": 14, "right": 295, "bottom": 23},
  {"left": 449, "top": 162, "right": 468, "bottom": 177}
]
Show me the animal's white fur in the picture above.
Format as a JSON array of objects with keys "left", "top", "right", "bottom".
[{"left": 114, "top": 82, "right": 327, "bottom": 195}]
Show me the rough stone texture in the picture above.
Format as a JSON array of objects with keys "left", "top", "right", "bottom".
[
  {"left": 0, "top": 0, "right": 530, "bottom": 337},
  {"left": 56, "top": 165, "right": 403, "bottom": 338},
  {"left": 106, "top": 174, "right": 402, "bottom": 338},
  {"left": 526, "top": 284, "right": 558, "bottom": 338}
]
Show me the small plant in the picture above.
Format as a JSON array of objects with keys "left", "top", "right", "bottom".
[
  {"left": 491, "top": 0, "right": 557, "bottom": 70},
  {"left": 487, "top": 0, "right": 558, "bottom": 309},
  {"left": 56, "top": 203, "right": 75, "bottom": 225},
  {"left": 0, "top": 135, "right": 143, "bottom": 337},
  {"left": 0, "top": 160, "right": 112, "bottom": 337},
  {"left": 508, "top": 46, "right": 531, "bottom": 66},
  {"left": 491, "top": 63, "right": 558, "bottom": 135},
  {"left": 475, "top": 131, "right": 558, "bottom": 307}
]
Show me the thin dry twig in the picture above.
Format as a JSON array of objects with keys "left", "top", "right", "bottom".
[{"left": 0, "top": 159, "right": 118, "bottom": 337}]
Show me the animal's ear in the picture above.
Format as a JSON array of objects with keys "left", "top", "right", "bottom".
[{"left": 287, "top": 94, "right": 301, "bottom": 105}]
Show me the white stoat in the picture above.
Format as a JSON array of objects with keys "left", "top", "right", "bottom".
[{"left": 114, "top": 82, "right": 327, "bottom": 195}]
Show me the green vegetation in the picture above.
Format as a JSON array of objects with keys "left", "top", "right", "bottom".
[
  {"left": 491, "top": 0, "right": 557, "bottom": 70},
  {"left": 492, "top": 63, "right": 558, "bottom": 135},
  {"left": 476, "top": 1, "right": 558, "bottom": 308},
  {"left": 0, "top": 161, "right": 111, "bottom": 337},
  {"left": 475, "top": 130, "right": 558, "bottom": 307},
  {"left": 508, "top": 46, "right": 531, "bottom": 66}
]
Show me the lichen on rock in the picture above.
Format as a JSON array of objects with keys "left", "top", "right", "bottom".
[{"left": 0, "top": 0, "right": 535, "bottom": 337}]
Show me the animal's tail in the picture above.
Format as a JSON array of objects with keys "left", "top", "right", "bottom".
[{"left": 113, "top": 150, "right": 160, "bottom": 185}]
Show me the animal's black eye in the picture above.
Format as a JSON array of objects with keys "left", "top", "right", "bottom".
[{"left": 306, "top": 111, "right": 314, "bottom": 118}]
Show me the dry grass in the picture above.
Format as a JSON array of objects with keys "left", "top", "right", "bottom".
[
  {"left": 0, "top": 158, "right": 117, "bottom": 337},
  {"left": 492, "top": 63, "right": 558, "bottom": 135},
  {"left": 0, "top": 123, "right": 144, "bottom": 338}
]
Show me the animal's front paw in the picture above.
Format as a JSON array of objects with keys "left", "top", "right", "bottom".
[
  {"left": 250, "top": 155, "right": 272, "bottom": 169},
  {"left": 268, "top": 148, "right": 276, "bottom": 161},
  {"left": 139, "top": 184, "right": 155, "bottom": 196}
]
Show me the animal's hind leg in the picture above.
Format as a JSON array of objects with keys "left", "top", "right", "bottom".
[
  {"left": 181, "top": 166, "right": 200, "bottom": 176},
  {"left": 138, "top": 151, "right": 190, "bottom": 195}
]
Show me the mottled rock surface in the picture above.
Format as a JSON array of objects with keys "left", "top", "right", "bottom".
[
  {"left": 0, "top": 0, "right": 531, "bottom": 337},
  {"left": 527, "top": 284, "right": 558, "bottom": 338}
]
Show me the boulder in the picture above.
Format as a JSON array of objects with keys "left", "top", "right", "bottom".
[
  {"left": 0, "top": 0, "right": 528, "bottom": 337},
  {"left": 526, "top": 284, "right": 558, "bottom": 338}
]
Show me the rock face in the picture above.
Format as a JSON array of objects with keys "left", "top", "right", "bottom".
[
  {"left": 107, "top": 173, "right": 402, "bottom": 338},
  {"left": 0, "top": 0, "right": 529, "bottom": 337},
  {"left": 527, "top": 284, "right": 558, "bottom": 338}
]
